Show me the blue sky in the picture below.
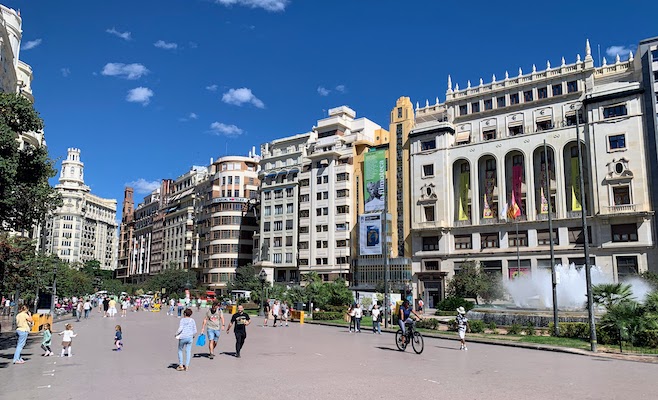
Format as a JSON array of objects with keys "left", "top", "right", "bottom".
[{"left": 8, "top": 0, "right": 658, "bottom": 210}]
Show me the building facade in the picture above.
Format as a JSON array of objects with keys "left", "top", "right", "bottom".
[
  {"left": 0, "top": 4, "right": 42, "bottom": 147},
  {"left": 407, "top": 41, "right": 656, "bottom": 307},
  {"left": 255, "top": 133, "right": 309, "bottom": 283},
  {"left": 198, "top": 155, "right": 260, "bottom": 295},
  {"left": 40, "top": 148, "right": 118, "bottom": 270}
]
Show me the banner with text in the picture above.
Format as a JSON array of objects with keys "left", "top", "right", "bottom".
[
  {"left": 364, "top": 150, "right": 386, "bottom": 213},
  {"left": 359, "top": 213, "right": 382, "bottom": 255}
]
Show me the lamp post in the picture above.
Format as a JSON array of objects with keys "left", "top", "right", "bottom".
[
  {"left": 575, "top": 104, "right": 597, "bottom": 352},
  {"left": 259, "top": 269, "right": 267, "bottom": 317}
]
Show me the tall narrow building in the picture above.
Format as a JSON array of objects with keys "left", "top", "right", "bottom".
[{"left": 41, "top": 148, "right": 118, "bottom": 270}]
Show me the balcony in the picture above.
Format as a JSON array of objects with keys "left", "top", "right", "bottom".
[
  {"left": 605, "top": 204, "right": 638, "bottom": 213},
  {"left": 454, "top": 220, "right": 472, "bottom": 227}
]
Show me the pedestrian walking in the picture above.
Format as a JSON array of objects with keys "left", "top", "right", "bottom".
[
  {"left": 76, "top": 301, "right": 83, "bottom": 322},
  {"left": 226, "top": 305, "right": 250, "bottom": 358},
  {"left": 354, "top": 303, "right": 363, "bottom": 332},
  {"left": 41, "top": 323, "right": 53, "bottom": 356},
  {"left": 108, "top": 298, "right": 117, "bottom": 318},
  {"left": 3, "top": 297, "right": 10, "bottom": 316},
  {"left": 102, "top": 297, "right": 109, "bottom": 317},
  {"left": 201, "top": 302, "right": 225, "bottom": 359},
  {"left": 272, "top": 300, "right": 280, "bottom": 327},
  {"left": 121, "top": 298, "right": 129, "bottom": 317},
  {"left": 59, "top": 323, "right": 77, "bottom": 357},
  {"left": 281, "top": 301, "right": 289, "bottom": 327},
  {"left": 83, "top": 299, "right": 92, "bottom": 319},
  {"left": 347, "top": 304, "right": 356, "bottom": 333},
  {"left": 456, "top": 307, "right": 470, "bottom": 351},
  {"left": 177, "top": 299, "right": 184, "bottom": 318},
  {"left": 371, "top": 304, "right": 382, "bottom": 334},
  {"left": 114, "top": 325, "right": 123, "bottom": 351},
  {"left": 174, "top": 308, "right": 197, "bottom": 371},
  {"left": 418, "top": 299, "right": 424, "bottom": 315},
  {"left": 263, "top": 299, "right": 270, "bottom": 327},
  {"left": 12, "top": 305, "right": 33, "bottom": 364},
  {"left": 168, "top": 298, "right": 175, "bottom": 316}
]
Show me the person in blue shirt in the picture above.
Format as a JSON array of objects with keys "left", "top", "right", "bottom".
[
  {"left": 398, "top": 300, "right": 422, "bottom": 344},
  {"left": 114, "top": 325, "right": 123, "bottom": 351}
]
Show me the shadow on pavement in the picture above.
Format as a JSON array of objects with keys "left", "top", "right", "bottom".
[
  {"left": 167, "top": 363, "right": 179, "bottom": 369},
  {"left": 193, "top": 353, "right": 211, "bottom": 358},
  {"left": 375, "top": 346, "right": 401, "bottom": 352}
]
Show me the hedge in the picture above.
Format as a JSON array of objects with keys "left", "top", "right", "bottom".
[
  {"left": 312, "top": 311, "right": 344, "bottom": 320},
  {"left": 436, "top": 297, "right": 475, "bottom": 312}
]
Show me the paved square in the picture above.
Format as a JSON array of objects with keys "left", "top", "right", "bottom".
[{"left": 1, "top": 310, "right": 656, "bottom": 400}]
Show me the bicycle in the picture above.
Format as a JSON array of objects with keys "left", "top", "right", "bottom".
[{"left": 395, "top": 321, "right": 424, "bottom": 354}]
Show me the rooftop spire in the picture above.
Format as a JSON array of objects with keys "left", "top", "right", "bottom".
[
  {"left": 447, "top": 75, "right": 452, "bottom": 92},
  {"left": 518, "top": 67, "right": 523, "bottom": 77},
  {"left": 615, "top": 53, "right": 620, "bottom": 64},
  {"left": 479, "top": 78, "right": 483, "bottom": 86},
  {"left": 629, "top": 51, "right": 634, "bottom": 62},
  {"left": 467, "top": 80, "right": 471, "bottom": 89},
  {"left": 492, "top": 74, "right": 496, "bottom": 83},
  {"left": 602, "top": 57, "right": 607, "bottom": 66},
  {"left": 505, "top": 71, "right": 509, "bottom": 80},
  {"left": 546, "top": 60, "right": 551, "bottom": 69},
  {"left": 585, "top": 39, "right": 593, "bottom": 61},
  {"left": 561, "top": 56, "right": 566, "bottom": 66},
  {"left": 532, "top": 64, "right": 537, "bottom": 73}
]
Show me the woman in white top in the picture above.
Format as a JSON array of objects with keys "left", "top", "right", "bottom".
[
  {"left": 371, "top": 304, "right": 382, "bottom": 334},
  {"left": 354, "top": 304, "right": 363, "bottom": 333}
]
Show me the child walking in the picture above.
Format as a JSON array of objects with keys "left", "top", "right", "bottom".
[
  {"left": 114, "top": 325, "right": 123, "bottom": 351},
  {"left": 41, "top": 323, "right": 53, "bottom": 356},
  {"left": 456, "top": 307, "right": 470, "bottom": 351},
  {"left": 59, "top": 323, "right": 77, "bottom": 357}
]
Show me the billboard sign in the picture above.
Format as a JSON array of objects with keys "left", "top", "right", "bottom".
[
  {"left": 359, "top": 213, "right": 382, "bottom": 255},
  {"left": 364, "top": 149, "right": 386, "bottom": 212}
]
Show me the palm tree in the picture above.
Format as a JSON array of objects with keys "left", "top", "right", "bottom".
[{"left": 592, "top": 283, "right": 633, "bottom": 310}]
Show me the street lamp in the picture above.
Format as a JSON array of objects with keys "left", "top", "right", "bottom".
[{"left": 258, "top": 269, "right": 267, "bottom": 317}]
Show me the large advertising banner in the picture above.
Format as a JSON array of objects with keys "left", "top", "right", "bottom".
[
  {"left": 364, "top": 150, "right": 386, "bottom": 212},
  {"left": 359, "top": 213, "right": 382, "bottom": 255},
  {"left": 458, "top": 171, "right": 470, "bottom": 221}
]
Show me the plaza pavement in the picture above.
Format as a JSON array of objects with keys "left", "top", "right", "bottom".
[{"left": 1, "top": 309, "right": 657, "bottom": 400}]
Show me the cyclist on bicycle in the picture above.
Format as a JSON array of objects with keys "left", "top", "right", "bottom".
[{"left": 398, "top": 300, "right": 422, "bottom": 343}]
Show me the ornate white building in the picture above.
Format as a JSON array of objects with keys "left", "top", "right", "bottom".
[
  {"left": 407, "top": 41, "right": 656, "bottom": 306},
  {"left": 0, "top": 4, "right": 43, "bottom": 148},
  {"left": 40, "top": 148, "right": 118, "bottom": 270}
]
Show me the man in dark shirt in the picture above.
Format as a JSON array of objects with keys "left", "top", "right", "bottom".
[
  {"left": 226, "top": 305, "right": 251, "bottom": 358},
  {"left": 102, "top": 297, "right": 110, "bottom": 318},
  {"left": 263, "top": 300, "right": 270, "bottom": 327}
]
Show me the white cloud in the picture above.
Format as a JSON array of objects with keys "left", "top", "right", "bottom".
[
  {"left": 189, "top": 42, "right": 198, "bottom": 49},
  {"left": 210, "top": 122, "right": 243, "bottom": 137},
  {"left": 60, "top": 68, "right": 71, "bottom": 77},
  {"left": 126, "top": 178, "right": 160, "bottom": 194},
  {"left": 180, "top": 112, "right": 199, "bottom": 122},
  {"left": 106, "top": 27, "right": 132, "bottom": 41},
  {"left": 335, "top": 84, "right": 346, "bottom": 93},
  {"left": 126, "top": 87, "right": 154, "bottom": 105},
  {"left": 221, "top": 87, "right": 264, "bottom": 108},
  {"left": 154, "top": 40, "right": 178, "bottom": 50},
  {"left": 206, "top": 84, "right": 218, "bottom": 92},
  {"left": 215, "top": 0, "right": 289, "bottom": 12},
  {"left": 606, "top": 45, "right": 633, "bottom": 59},
  {"left": 101, "top": 63, "right": 149, "bottom": 79},
  {"left": 21, "top": 39, "right": 42, "bottom": 50},
  {"left": 317, "top": 86, "right": 330, "bottom": 96}
]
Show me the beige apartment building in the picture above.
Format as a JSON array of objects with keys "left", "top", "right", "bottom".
[
  {"left": 198, "top": 155, "right": 260, "bottom": 295},
  {"left": 40, "top": 148, "right": 118, "bottom": 270}
]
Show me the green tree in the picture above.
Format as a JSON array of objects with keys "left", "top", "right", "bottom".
[
  {"left": 593, "top": 283, "right": 633, "bottom": 310},
  {"left": 226, "top": 263, "right": 260, "bottom": 293},
  {"left": 0, "top": 93, "right": 61, "bottom": 233},
  {"left": 447, "top": 261, "right": 503, "bottom": 305},
  {"left": 145, "top": 266, "right": 196, "bottom": 296},
  {"left": 325, "top": 278, "right": 354, "bottom": 307}
]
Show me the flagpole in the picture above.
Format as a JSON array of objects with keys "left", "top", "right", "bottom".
[{"left": 544, "top": 139, "right": 559, "bottom": 335}]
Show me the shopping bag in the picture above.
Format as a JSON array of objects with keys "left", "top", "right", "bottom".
[{"left": 196, "top": 334, "right": 206, "bottom": 346}]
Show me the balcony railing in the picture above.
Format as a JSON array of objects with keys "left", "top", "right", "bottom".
[
  {"left": 536, "top": 213, "right": 557, "bottom": 221},
  {"left": 454, "top": 220, "right": 472, "bottom": 227},
  {"left": 605, "top": 204, "right": 638, "bottom": 213}
]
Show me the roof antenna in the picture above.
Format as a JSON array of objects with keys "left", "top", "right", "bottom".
[{"left": 597, "top": 44, "right": 601, "bottom": 67}]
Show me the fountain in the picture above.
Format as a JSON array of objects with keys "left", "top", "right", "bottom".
[{"left": 467, "top": 264, "right": 653, "bottom": 327}]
